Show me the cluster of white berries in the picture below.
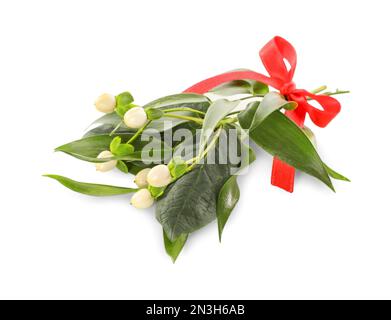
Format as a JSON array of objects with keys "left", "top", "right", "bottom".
[
  {"left": 94, "top": 93, "right": 173, "bottom": 209},
  {"left": 94, "top": 93, "right": 151, "bottom": 173},
  {"left": 131, "top": 165, "right": 172, "bottom": 209},
  {"left": 95, "top": 93, "right": 148, "bottom": 129}
]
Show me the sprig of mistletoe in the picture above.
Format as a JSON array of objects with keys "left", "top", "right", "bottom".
[{"left": 45, "top": 80, "right": 349, "bottom": 262}]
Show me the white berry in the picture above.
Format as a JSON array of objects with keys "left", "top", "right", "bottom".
[
  {"left": 134, "top": 168, "right": 151, "bottom": 188},
  {"left": 131, "top": 189, "right": 154, "bottom": 209},
  {"left": 147, "top": 164, "right": 172, "bottom": 188},
  {"left": 95, "top": 150, "right": 117, "bottom": 172},
  {"left": 95, "top": 93, "right": 116, "bottom": 113},
  {"left": 123, "top": 107, "right": 148, "bottom": 129}
]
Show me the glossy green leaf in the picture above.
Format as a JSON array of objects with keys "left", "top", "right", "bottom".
[
  {"left": 55, "top": 135, "right": 113, "bottom": 162},
  {"left": 56, "top": 134, "right": 171, "bottom": 163},
  {"left": 143, "top": 93, "right": 210, "bottom": 111},
  {"left": 211, "top": 73, "right": 269, "bottom": 96},
  {"left": 249, "top": 92, "right": 297, "bottom": 130},
  {"left": 230, "top": 123, "right": 256, "bottom": 173},
  {"left": 324, "top": 164, "right": 350, "bottom": 182},
  {"left": 302, "top": 126, "right": 317, "bottom": 146},
  {"left": 126, "top": 161, "right": 154, "bottom": 175},
  {"left": 239, "top": 110, "right": 334, "bottom": 190},
  {"left": 300, "top": 127, "right": 349, "bottom": 182},
  {"left": 44, "top": 174, "right": 137, "bottom": 196},
  {"left": 215, "top": 127, "right": 255, "bottom": 240},
  {"left": 217, "top": 176, "right": 240, "bottom": 241},
  {"left": 163, "top": 230, "right": 188, "bottom": 263},
  {"left": 198, "top": 99, "right": 239, "bottom": 156},
  {"left": 142, "top": 93, "right": 210, "bottom": 132},
  {"left": 116, "top": 160, "right": 129, "bottom": 173},
  {"left": 84, "top": 113, "right": 135, "bottom": 137},
  {"left": 156, "top": 163, "right": 231, "bottom": 241}
]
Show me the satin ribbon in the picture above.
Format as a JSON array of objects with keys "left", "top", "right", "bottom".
[{"left": 183, "top": 36, "right": 341, "bottom": 192}]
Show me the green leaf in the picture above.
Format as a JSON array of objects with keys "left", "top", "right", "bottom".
[
  {"left": 239, "top": 110, "right": 334, "bottom": 191},
  {"left": 168, "top": 157, "right": 188, "bottom": 179},
  {"left": 84, "top": 113, "right": 135, "bottom": 137},
  {"left": 211, "top": 76, "right": 269, "bottom": 96},
  {"left": 116, "top": 92, "right": 134, "bottom": 107},
  {"left": 146, "top": 108, "right": 164, "bottom": 120},
  {"left": 110, "top": 136, "right": 121, "bottom": 153},
  {"left": 126, "top": 162, "right": 154, "bottom": 175},
  {"left": 115, "top": 143, "right": 135, "bottom": 156},
  {"left": 143, "top": 93, "right": 210, "bottom": 112},
  {"left": 163, "top": 230, "right": 188, "bottom": 263},
  {"left": 250, "top": 92, "right": 297, "bottom": 130},
  {"left": 238, "top": 92, "right": 297, "bottom": 131},
  {"left": 56, "top": 134, "right": 171, "bottom": 163},
  {"left": 198, "top": 99, "right": 239, "bottom": 156},
  {"left": 324, "top": 164, "right": 350, "bottom": 182},
  {"left": 229, "top": 123, "right": 256, "bottom": 173},
  {"left": 144, "top": 93, "right": 210, "bottom": 132},
  {"left": 300, "top": 127, "right": 349, "bottom": 182},
  {"left": 252, "top": 81, "right": 270, "bottom": 95},
  {"left": 217, "top": 176, "right": 240, "bottom": 241},
  {"left": 116, "top": 160, "right": 129, "bottom": 173},
  {"left": 55, "top": 135, "right": 113, "bottom": 162},
  {"left": 43, "top": 174, "right": 137, "bottom": 196},
  {"left": 156, "top": 163, "right": 231, "bottom": 241}
]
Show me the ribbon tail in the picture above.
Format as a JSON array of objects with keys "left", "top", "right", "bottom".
[
  {"left": 183, "top": 70, "right": 279, "bottom": 94},
  {"left": 271, "top": 107, "right": 306, "bottom": 192},
  {"left": 271, "top": 158, "right": 295, "bottom": 193}
]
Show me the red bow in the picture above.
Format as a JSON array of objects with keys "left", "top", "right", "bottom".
[{"left": 184, "top": 36, "right": 341, "bottom": 192}]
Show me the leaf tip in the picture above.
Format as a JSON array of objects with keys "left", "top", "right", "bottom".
[{"left": 218, "top": 226, "right": 223, "bottom": 243}]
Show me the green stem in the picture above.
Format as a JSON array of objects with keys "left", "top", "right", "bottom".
[
  {"left": 200, "top": 126, "right": 223, "bottom": 159},
  {"left": 126, "top": 120, "right": 151, "bottom": 144},
  {"left": 163, "top": 107, "right": 205, "bottom": 115},
  {"left": 187, "top": 126, "right": 223, "bottom": 170},
  {"left": 109, "top": 121, "right": 123, "bottom": 136},
  {"left": 323, "top": 90, "right": 350, "bottom": 96},
  {"left": 219, "top": 117, "right": 238, "bottom": 125},
  {"left": 307, "top": 90, "right": 350, "bottom": 100},
  {"left": 238, "top": 88, "right": 349, "bottom": 102},
  {"left": 240, "top": 94, "right": 266, "bottom": 101},
  {"left": 185, "top": 156, "right": 197, "bottom": 165},
  {"left": 226, "top": 110, "right": 242, "bottom": 116},
  {"left": 311, "top": 85, "right": 327, "bottom": 94},
  {"left": 164, "top": 114, "right": 203, "bottom": 125}
]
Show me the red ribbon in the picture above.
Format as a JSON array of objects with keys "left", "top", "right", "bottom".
[{"left": 183, "top": 36, "right": 341, "bottom": 193}]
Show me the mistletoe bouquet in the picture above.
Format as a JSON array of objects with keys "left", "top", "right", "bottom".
[{"left": 45, "top": 36, "right": 349, "bottom": 261}]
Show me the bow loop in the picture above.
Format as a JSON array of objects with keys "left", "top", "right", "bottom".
[
  {"left": 260, "top": 36, "right": 297, "bottom": 86},
  {"left": 301, "top": 91, "right": 341, "bottom": 128}
]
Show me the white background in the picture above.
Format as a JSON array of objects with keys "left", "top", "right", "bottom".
[{"left": 0, "top": 0, "right": 390, "bottom": 300}]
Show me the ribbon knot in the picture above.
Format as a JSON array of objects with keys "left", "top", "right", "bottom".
[
  {"left": 183, "top": 36, "right": 342, "bottom": 193},
  {"left": 280, "top": 81, "right": 296, "bottom": 96}
]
